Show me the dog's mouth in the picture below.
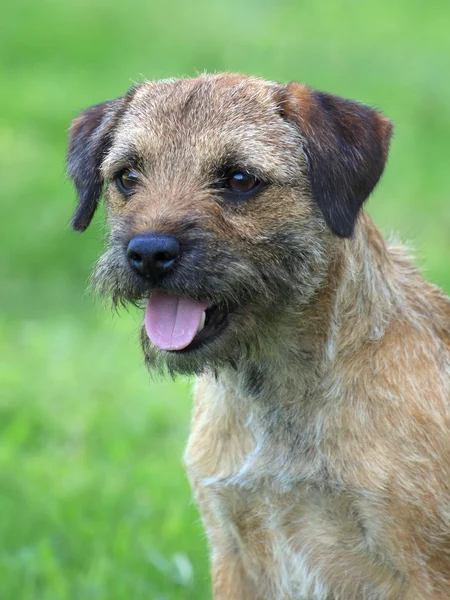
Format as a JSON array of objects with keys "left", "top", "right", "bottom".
[{"left": 144, "top": 292, "right": 231, "bottom": 353}]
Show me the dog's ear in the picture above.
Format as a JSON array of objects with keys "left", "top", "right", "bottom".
[
  {"left": 278, "top": 82, "right": 393, "bottom": 237},
  {"left": 67, "top": 89, "right": 136, "bottom": 232}
]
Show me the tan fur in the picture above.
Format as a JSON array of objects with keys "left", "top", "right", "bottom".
[{"left": 68, "top": 74, "right": 450, "bottom": 599}]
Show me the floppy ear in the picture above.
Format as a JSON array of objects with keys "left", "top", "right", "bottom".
[
  {"left": 67, "top": 89, "right": 136, "bottom": 232},
  {"left": 279, "top": 82, "right": 393, "bottom": 237}
]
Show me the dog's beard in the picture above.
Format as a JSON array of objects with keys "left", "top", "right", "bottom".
[
  {"left": 91, "top": 245, "right": 148, "bottom": 309},
  {"left": 90, "top": 228, "right": 330, "bottom": 376}
]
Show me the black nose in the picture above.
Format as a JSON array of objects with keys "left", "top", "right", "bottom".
[{"left": 127, "top": 233, "right": 180, "bottom": 281}]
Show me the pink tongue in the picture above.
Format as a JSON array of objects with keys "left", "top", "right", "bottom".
[{"left": 145, "top": 292, "right": 208, "bottom": 351}]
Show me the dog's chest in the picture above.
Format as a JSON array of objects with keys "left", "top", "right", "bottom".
[
  {"left": 185, "top": 381, "right": 403, "bottom": 599},
  {"left": 209, "top": 479, "right": 345, "bottom": 599},
  {"left": 186, "top": 409, "right": 344, "bottom": 598}
]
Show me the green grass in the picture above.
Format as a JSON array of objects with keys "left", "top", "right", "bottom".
[{"left": 1, "top": 0, "right": 449, "bottom": 597}]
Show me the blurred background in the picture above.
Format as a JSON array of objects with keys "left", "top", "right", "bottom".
[{"left": 1, "top": 0, "right": 449, "bottom": 598}]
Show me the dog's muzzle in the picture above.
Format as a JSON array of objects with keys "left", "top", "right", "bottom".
[{"left": 125, "top": 231, "right": 232, "bottom": 353}]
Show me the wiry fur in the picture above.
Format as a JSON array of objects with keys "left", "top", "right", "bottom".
[{"left": 68, "top": 74, "right": 450, "bottom": 599}]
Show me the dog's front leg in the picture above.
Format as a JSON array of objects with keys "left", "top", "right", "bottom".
[
  {"left": 192, "top": 485, "right": 262, "bottom": 599},
  {"left": 212, "top": 551, "right": 261, "bottom": 600}
]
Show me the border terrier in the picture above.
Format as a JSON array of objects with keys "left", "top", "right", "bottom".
[{"left": 68, "top": 74, "right": 450, "bottom": 599}]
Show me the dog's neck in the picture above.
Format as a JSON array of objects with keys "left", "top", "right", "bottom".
[
  {"left": 217, "top": 212, "right": 412, "bottom": 406},
  {"left": 328, "top": 212, "right": 408, "bottom": 353}
]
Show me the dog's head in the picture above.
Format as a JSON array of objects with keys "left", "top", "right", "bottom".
[{"left": 67, "top": 74, "right": 392, "bottom": 375}]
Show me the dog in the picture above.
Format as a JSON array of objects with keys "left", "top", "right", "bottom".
[{"left": 67, "top": 74, "right": 450, "bottom": 599}]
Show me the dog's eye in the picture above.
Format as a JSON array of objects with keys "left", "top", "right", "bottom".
[
  {"left": 116, "top": 169, "right": 139, "bottom": 195},
  {"left": 226, "top": 171, "right": 261, "bottom": 194}
]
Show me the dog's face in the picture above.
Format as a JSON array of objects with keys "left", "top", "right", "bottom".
[{"left": 68, "top": 74, "right": 392, "bottom": 375}]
